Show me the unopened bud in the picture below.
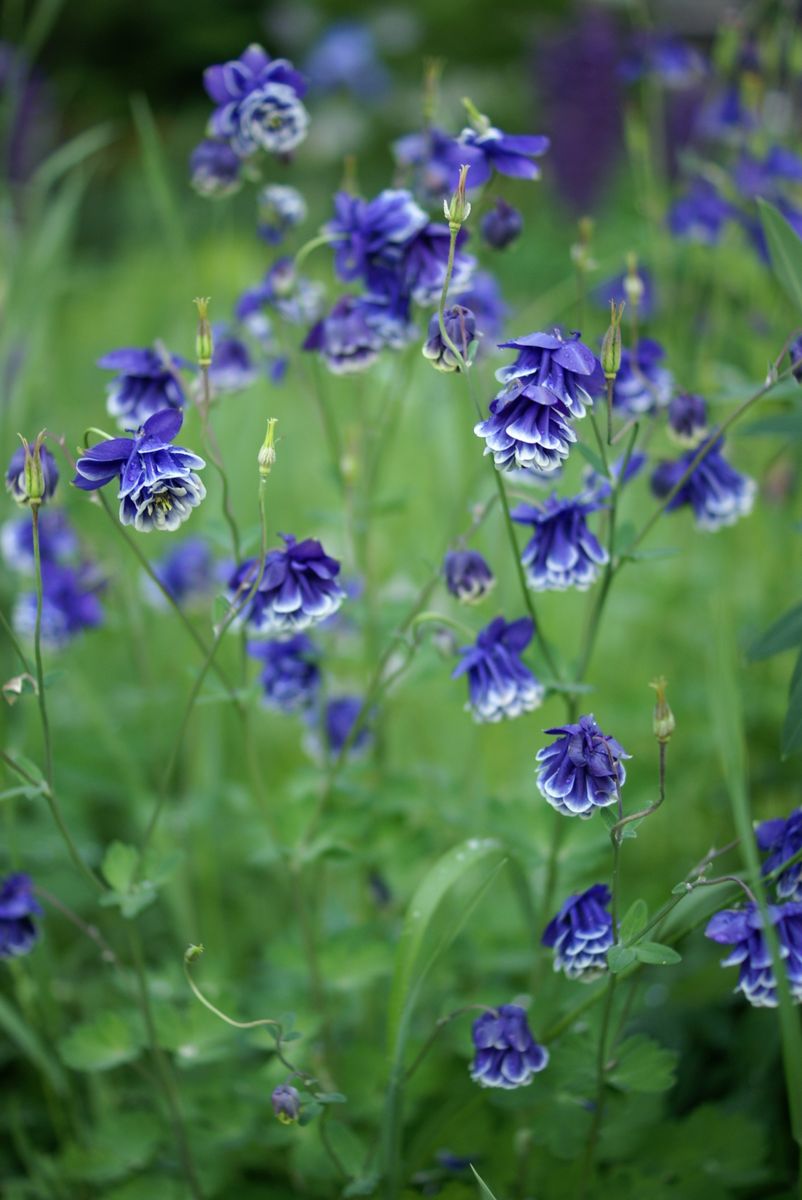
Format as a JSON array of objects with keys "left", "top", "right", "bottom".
[
  {"left": 462, "top": 96, "right": 490, "bottom": 135},
  {"left": 649, "top": 677, "right": 675, "bottom": 743},
  {"left": 601, "top": 301, "right": 625, "bottom": 381},
  {"left": 271, "top": 1084, "right": 300, "bottom": 1125},
  {"left": 570, "top": 216, "right": 597, "bottom": 273},
  {"left": 7, "top": 432, "right": 57, "bottom": 509},
  {"left": 194, "top": 297, "right": 213, "bottom": 368},
  {"left": 184, "top": 943, "right": 205, "bottom": 964},
  {"left": 258, "top": 418, "right": 278, "bottom": 478},
  {"left": 443, "top": 163, "right": 472, "bottom": 229},
  {"left": 624, "top": 253, "right": 644, "bottom": 308}
]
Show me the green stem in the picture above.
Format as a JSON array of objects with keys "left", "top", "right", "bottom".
[
  {"left": 0, "top": 604, "right": 34, "bottom": 674},
  {"left": 197, "top": 361, "right": 242, "bottom": 563}
]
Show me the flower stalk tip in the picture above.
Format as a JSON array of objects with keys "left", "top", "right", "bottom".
[{"left": 194, "top": 297, "right": 213, "bottom": 368}]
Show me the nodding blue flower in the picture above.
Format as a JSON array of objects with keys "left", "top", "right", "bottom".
[
  {"left": 705, "top": 902, "right": 802, "bottom": 1007},
  {"left": 302, "top": 295, "right": 389, "bottom": 374},
  {"left": 444, "top": 549, "right": 495, "bottom": 604},
  {"left": 5, "top": 442, "right": 59, "bottom": 507},
  {"left": 470, "top": 1005, "right": 549, "bottom": 1089},
  {"left": 203, "top": 43, "right": 309, "bottom": 158},
  {"left": 582, "top": 450, "right": 648, "bottom": 504},
  {"left": 757, "top": 811, "right": 802, "bottom": 902},
  {"left": 399, "top": 222, "right": 475, "bottom": 306},
  {"left": 236, "top": 259, "right": 324, "bottom": 332},
  {"left": 542, "top": 884, "right": 614, "bottom": 980},
  {"left": 650, "top": 436, "right": 756, "bottom": 531},
  {"left": 271, "top": 1084, "right": 300, "bottom": 1124},
  {"left": 454, "top": 270, "right": 507, "bottom": 348},
  {"left": 452, "top": 616, "right": 543, "bottom": 723},
  {"left": 668, "top": 178, "right": 734, "bottom": 244},
  {"left": 144, "top": 537, "right": 219, "bottom": 609},
  {"left": 327, "top": 189, "right": 428, "bottom": 285},
  {"left": 323, "top": 696, "right": 371, "bottom": 757},
  {"left": 458, "top": 125, "right": 550, "bottom": 187},
  {"left": 422, "top": 305, "right": 477, "bottom": 372},
  {"left": 14, "top": 562, "right": 104, "bottom": 648},
  {"left": 247, "top": 634, "right": 320, "bottom": 714},
  {"left": 257, "top": 183, "right": 307, "bottom": 244},
  {"left": 0, "top": 873, "right": 41, "bottom": 959},
  {"left": 594, "top": 268, "right": 656, "bottom": 320},
  {"left": 189, "top": 138, "right": 242, "bottom": 198},
  {"left": 73, "top": 410, "right": 206, "bottom": 534},
  {"left": 97, "top": 347, "right": 188, "bottom": 430},
  {"left": 619, "top": 33, "right": 706, "bottom": 89},
  {"left": 206, "top": 326, "right": 258, "bottom": 395},
  {"left": 227, "top": 534, "right": 344, "bottom": 637},
  {"left": 536, "top": 714, "right": 630, "bottom": 818},
  {"left": 668, "top": 392, "right": 708, "bottom": 446},
  {"left": 611, "top": 338, "right": 674, "bottom": 415},
  {"left": 481, "top": 198, "right": 523, "bottom": 250},
  {"left": 304, "top": 22, "right": 388, "bottom": 99},
  {"left": 392, "top": 126, "right": 477, "bottom": 200},
  {"left": 2, "top": 510, "right": 78, "bottom": 573},
  {"left": 511, "top": 493, "right": 608, "bottom": 592},
  {"left": 475, "top": 329, "right": 598, "bottom": 474}
]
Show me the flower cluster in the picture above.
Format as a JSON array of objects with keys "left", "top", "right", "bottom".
[
  {"left": 452, "top": 616, "right": 543, "bottom": 723},
  {"left": 650, "top": 436, "right": 755, "bottom": 531},
  {"left": 511, "top": 493, "right": 608, "bottom": 591},
  {"left": 0, "top": 873, "right": 41, "bottom": 959},
  {"left": 705, "top": 903, "right": 802, "bottom": 1007},
  {"left": 470, "top": 1005, "right": 549, "bottom": 1089},
  {"left": 542, "top": 884, "right": 614, "bottom": 980},
  {"left": 227, "top": 534, "right": 344, "bottom": 637},
  {"left": 536, "top": 714, "right": 630, "bottom": 818}
]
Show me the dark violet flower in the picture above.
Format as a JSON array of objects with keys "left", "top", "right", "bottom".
[
  {"left": 668, "top": 178, "right": 734, "bottom": 244},
  {"left": 257, "top": 183, "right": 307, "bottom": 244},
  {"left": 668, "top": 392, "right": 707, "bottom": 446},
  {"left": 612, "top": 338, "right": 673, "bottom": 415},
  {"left": 304, "top": 22, "right": 388, "bottom": 99},
  {"left": 650, "top": 436, "right": 755, "bottom": 531},
  {"left": 323, "top": 695, "right": 371, "bottom": 757},
  {"left": 145, "top": 538, "right": 218, "bottom": 608},
  {"left": 458, "top": 123, "right": 550, "bottom": 188},
  {"left": 393, "top": 126, "right": 478, "bottom": 200},
  {"left": 756, "top": 811, "right": 802, "bottom": 902},
  {"left": 5, "top": 441, "right": 59, "bottom": 507},
  {"left": 705, "top": 902, "right": 802, "bottom": 1007},
  {"left": 0, "top": 873, "right": 41, "bottom": 958},
  {"left": 98, "top": 347, "right": 188, "bottom": 430},
  {"left": 452, "top": 616, "right": 543, "bottom": 723},
  {"left": 475, "top": 329, "right": 598, "bottom": 474},
  {"left": 73, "top": 410, "right": 206, "bottom": 534},
  {"left": 443, "top": 549, "right": 495, "bottom": 604},
  {"left": 271, "top": 1084, "right": 300, "bottom": 1124},
  {"left": 327, "top": 189, "right": 428, "bottom": 285},
  {"left": 303, "top": 295, "right": 387, "bottom": 374},
  {"left": 227, "top": 534, "right": 344, "bottom": 637},
  {"left": 536, "top": 714, "right": 630, "bottom": 819},
  {"left": 542, "top": 884, "right": 614, "bottom": 980},
  {"left": 481, "top": 198, "right": 523, "bottom": 250},
  {"left": 14, "top": 562, "right": 104, "bottom": 648},
  {"left": 247, "top": 634, "right": 320, "bottom": 714},
  {"left": 454, "top": 270, "right": 507, "bottom": 347},
  {"left": 400, "top": 222, "right": 475, "bottom": 307},
  {"left": 1, "top": 510, "right": 77, "bottom": 572},
  {"left": 207, "top": 326, "right": 258, "bottom": 395},
  {"left": 203, "top": 43, "right": 309, "bottom": 158},
  {"left": 470, "top": 1004, "right": 549, "bottom": 1089},
  {"left": 189, "top": 138, "right": 242, "bottom": 198},
  {"left": 422, "top": 305, "right": 477, "bottom": 372},
  {"left": 511, "top": 493, "right": 608, "bottom": 592}
]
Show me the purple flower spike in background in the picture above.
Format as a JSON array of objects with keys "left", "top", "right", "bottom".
[
  {"left": 536, "top": 714, "right": 630, "bottom": 818},
  {"left": 452, "top": 616, "right": 543, "bottom": 723},
  {"left": 189, "top": 138, "right": 242, "bottom": 198},
  {"left": 228, "top": 534, "right": 344, "bottom": 637},
  {"left": 650, "top": 437, "right": 755, "bottom": 531},
  {"left": 705, "top": 903, "right": 802, "bottom": 1007},
  {"left": 542, "top": 884, "right": 614, "bottom": 980},
  {"left": 470, "top": 1004, "right": 549, "bottom": 1089},
  {"left": 444, "top": 549, "right": 495, "bottom": 604},
  {"left": 98, "top": 347, "right": 188, "bottom": 430},
  {"left": 422, "top": 305, "right": 476, "bottom": 372},
  {"left": 481, "top": 199, "right": 523, "bottom": 250},
  {"left": 756, "top": 811, "right": 802, "bottom": 902},
  {"left": 203, "top": 43, "right": 309, "bottom": 157},
  {"left": 612, "top": 339, "right": 674, "bottom": 415},
  {"left": 512, "top": 493, "right": 608, "bottom": 591},
  {"left": 247, "top": 635, "right": 320, "bottom": 714},
  {"left": 0, "top": 873, "right": 41, "bottom": 959}
]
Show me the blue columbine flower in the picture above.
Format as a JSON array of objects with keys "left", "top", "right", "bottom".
[
  {"left": 327, "top": 189, "right": 429, "bottom": 284},
  {"left": 668, "top": 392, "right": 708, "bottom": 446},
  {"left": 203, "top": 43, "right": 309, "bottom": 158},
  {"left": 1, "top": 510, "right": 78, "bottom": 572},
  {"left": 14, "top": 562, "right": 104, "bottom": 648},
  {"left": 323, "top": 695, "right": 372, "bottom": 758},
  {"left": 189, "top": 138, "right": 242, "bottom": 198},
  {"left": 458, "top": 124, "right": 550, "bottom": 187},
  {"left": 98, "top": 347, "right": 189, "bottom": 430},
  {"left": 207, "top": 326, "right": 258, "bottom": 395},
  {"left": 757, "top": 811, "right": 802, "bottom": 902},
  {"left": 247, "top": 634, "right": 320, "bottom": 714},
  {"left": 227, "top": 534, "right": 345, "bottom": 637},
  {"left": 542, "top": 884, "right": 614, "bottom": 980},
  {"left": 668, "top": 178, "right": 734, "bottom": 244},
  {"left": 536, "top": 714, "right": 630, "bottom": 818},
  {"left": 481, "top": 198, "right": 524, "bottom": 250},
  {"left": 303, "top": 295, "right": 388, "bottom": 374},
  {"left": 6, "top": 442, "right": 59, "bottom": 507},
  {"left": 0, "top": 873, "right": 41, "bottom": 958},
  {"left": 399, "top": 222, "right": 475, "bottom": 306},
  {"left": 304, "top": 22, "right": 388, "bottom": 99},
  {"left": 511, "top": 493, "right": 608, "bottom": 591},
  {"left": 705, "top": 902, "right": 802, "bottom": 1007},
  {"left": 144, "top": 537, "right": 219, "bottom": 609},
  {"left": 452, "top": 616, "right": 543, "bottom": 723},
  {"left": 422, "top": 305, "right": 477, "bottom": 372},
  {"left": 257, "top": 183, "right": 307, "bottom": 244},
  {"left": 470, "top": 1005, "right": 549, "bottom": 1089},
  {"left": 271, "top": 1084, "right": 300, "bottom": 1124},
  {"left": 393, "top": 126, "right": 478, "bottom": 200},
  {"left": 650, "top": 436, "right": 756, "bottom": 531},
  {"left": 236, "top": 259, "right": 324, "bottom": 333},
  {"left": 612, "top": 338, "right": 674, "bottom": 415},
  {"left": 475, "top": 329, "right": 598, "bottom": 474},
  {"left": 444, "top": 549, "right": 495, "bottom": 604},
  {"left": 73, "top": 410, "right": 206, "bottom": 533}
]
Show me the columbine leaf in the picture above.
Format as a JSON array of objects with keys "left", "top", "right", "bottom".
[
  {"left": 609, "top": 1034, "right": 677, "bottom": 1093},
  {"left": 748, "top": 602, "right": 802, "bottom": 660},
  {"left": 101, "top": 841, "right": 139, "bottom": 893},
  {"left": 59, "top": 1011, "right": 144, "bottom": 1073},
  {"left": 634, "top": 941, "right": 681, "bottom": 966},
  {"left": 607, "top": 945, "right": 637, "bottom": 973},
  {"left": 619, "top": 899, "right": 648, "bottom": 944}
]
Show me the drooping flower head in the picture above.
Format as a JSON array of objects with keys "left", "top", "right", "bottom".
[
  {"left": 189, "top": 138, "right": 242, "bottom": 198},
  {"left": 399, "top": 223, "right": 475, "bottom": 307},
  {"left": 611, "top": 338, "right": 674, "bottom": 415},
  {"left": 443, "top": 549, "right": 495, "bottom": 604},
  {"left": 452, "top": 616, "right": 543, "bottom": 723},
  {"left": 650, "top": 436, "right": 756, "bottom": 531},
  {"left": 705, "top": 902, "right": 802, "bottom": 1007},
  {"left": 323, "top": 695, "right": 372, "bottom": 758},
  {"left": 756, "top": 810, "right": 802, "bottom": 902},
  {"left": 668, "top": 392, "right": 708, "bottom": 446},
  {"left": 302, "top": 295, "right": 388, "bottom": 374},
  {"left": 542, "top": 884, "right": 614, "bottom": 980},
  {"left": 73, "top": 410, "right": 206, "bottom": 533},
  {"left": 206, "top": 327, "right": 258, "bottom": 395},
  {"left": 227, "top": 534, "right": 344, "bottom": 637},
  {"left": 14, "top": 562, "right": 104, "bottom": 648},
  {"left": 536, "top": 714, "right": 630, "bottom": 818},
  {"left": 481, "top": 198, "right": 523, "bottom": 250},
  {"left": 247, "top": 634, "right": 320, "bottom": 714},
  {"left": 1, "top": 509, "right": 78, "bottom": 572},
  {"left": 6, "top": 440, "right": 59, "bottom": 507},
  {"left": 470, "top": 1005, "right": 549, "bottom": 1089},
  {"left": 271, "top": 1084, "right": 300, "bottom": 1124},
  {"left": 203, "top": 44, "right": 309, "bottom": 158},
  {"left": 512, "top": 493, "right": 608, "bottom": 591},
  {"left": 145, "top": 538, "right": 218, "bottom": 609},
  {"left": 97, "top": 347, "right": 188, "bottom": 430},
  {"left": 422, "top": 305, "right": 477, "bottom": 372},
  {"left": 257, "top": 183, "right": 307, "bottom": 244},
  {"left": 0, "top": 873, "right": 41, "bottom": 958}
]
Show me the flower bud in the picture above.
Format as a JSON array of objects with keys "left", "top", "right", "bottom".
[
  {"left": 443, "top": 163, "right": 472, "bottom": 230},
  {"left": 570, "top": 216, "right": 596, "bottom": 273},
  {"left": 184, "top": 943, "right": 205, "bottom": 963},
  {"left": 462, "top": 96, "right": 490, "bottom": 135},
  {"left": 194, "top": 297, "right": 213, "bottom": 368},
  {"left": 601, "top": 301, "right": 625, "bottom": 381},
  {"left": 623, "top": 253, "right": 644, "bottom": 308},
  {"left": 271, "top": 1084, "right": 300, "bottom": 1125},
  {"left": 258, "top": 418, "right": 278, "bottom": 479},
  {"left": 650, "top": 677, "right": 675, "bottom": 744},
  {"left": 6, "top": 433, "right": 58, "bottom": 508}
]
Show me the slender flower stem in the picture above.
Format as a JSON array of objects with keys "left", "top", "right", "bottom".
[
  {"left": 611, "top": 738, "right": 666, "bottom": 840},
  {"left": 605, "top": 377, "right": 614, "bottom": 446},
  {"left": 196, "top": 359, "right": 242, "bottom": 563},
  {"left": 293, "top": 230, "right": 343, "bottom": 273},
  {"left": 0, "top": 605, "right": 34, "bottom": 675}
]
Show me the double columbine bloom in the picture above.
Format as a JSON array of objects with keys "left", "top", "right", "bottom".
[
  {"left": 668, "top": 392, "right": 708, "bottom": 446},
  {"left": 511, "top": 492, "right": 608, "bottom": 591},
  {"left": 247, "top": 635, "right": 321, "bottom": 714},
  {"left": 203, "top": 44, "right": 309, "bottom": 158},
  {"left": 443, "top": 549, "right": 495, "bottom": 604},
  {"left": 0, "top": 873, "right": 41, "bottom": 958},
  {"left": 73, "top": 410, "right": 206, "bottom": 533},
  {"left": 452, "top": 616, "right": 543, "bottom": 723},
  {"left": 422, "top": 305, "right": 477, "bottom": 372},
  {"left": 756, "top": 810, "right": 802, "bottom": 901},
  {"left": 536, "top": 714, "right": 630, "bottom": 818},
  {"left": 705, "top": 903, "right": 802, "bottom": 1007},
  {"left": 303, "top": 295, "right": 396, "bottom": 374},
  {"left": 475, "top": 329, "right": 599, "bottom": 474},
  {"left": 650, "top": 435, "right": 755, "bottom": 531},
  {"left": 470, "top": 1005, "right": 549, "bottom": 1089},
  {"left": 542, "top": 884, "right": 614, "bottom": 980},
  {"left": 98, "top": 347, "right": 188, "bottom": 430},
  {"left": 227, "top": 534, "right": 345, "bottom": 637}
]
